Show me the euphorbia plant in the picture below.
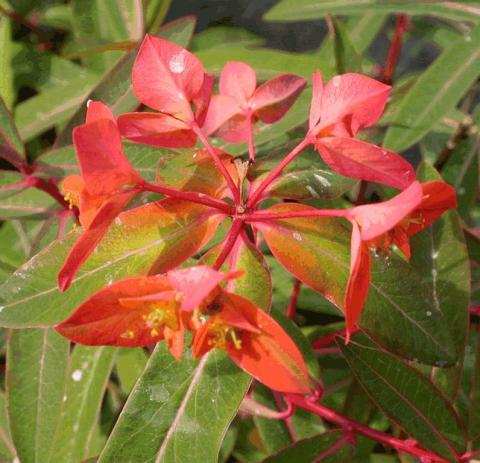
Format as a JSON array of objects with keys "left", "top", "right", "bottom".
[
  {"left": 1, "top": 9, "right": 477, "bottom": 462},
  {"left": 43, "top": 32, "right": 461, "bottom": 460}
]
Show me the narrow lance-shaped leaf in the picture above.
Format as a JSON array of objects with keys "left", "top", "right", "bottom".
[
  {"left": 0, "top": 96, "right": 25, "bottom": 159},
  {"left": 6, "top": 328, "right": 69, "bottom": 463},
  {"left": 340, "top": 334, "right": 466, "bottom": 462},
  {"left": 0, "top": 199, "right": 224, "bottom": 327},
  {"left": 0, "top": 392, "right": 15, "bottom": 461},
  {"left": 49, "top": 346, "right": 116, "bottom": 463},
  {"left": 264, "top": 0, "right": 480, "bottom": 22},
  {"left": 383, "top": 23, "right": 480, "bottom": 152},
  {"left": 331, "top": 17, "right": 362, "bottom": 74}
]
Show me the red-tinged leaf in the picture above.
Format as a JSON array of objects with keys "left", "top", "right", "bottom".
[
  {"left": 0, "top": 199, "right": 224, "bottom": 327},
  {"left": 73, "top": 119, "right": 142, "bottom": 195},
  {"left": 315, "top": 73, "right": 390, "bottom": 136},
  {"left": 85, "top": 100, "right": 115, "bottom": 123},
  {"left": 255, "top": 203, "right": 350, "bottom": 310},
  {"left": 58, "top": 190, "right": 136, "bottom": 291},
  {"left": 308, "top": 71, "right": 323, "bottom": 130},
  {"left": 316, "top": 136, "right": 416, "bottom": 190},
  {"left": 156, "top": 147, "right": 238, "bottom": 198},
  {"left": 132, "top": 35, "right": 204, "bottom": 120},
  {"left": 55, "top": 275, "right": 175, "bottom": 347},
  {"left": 224, "top": 293, "right": 312, "bottom": 394},
  {"left": 215, "top": 113, "right": 250, "bottom": 143},
  {"left": 253, "top": 73, "right": 307, "bottom": 123},
  {"left": 117, "top": 112, "right": 196, "bottom": 148},
  {"left": 219, "top": 61, "right": 257, "bottom": 106},
  {"left": 202, "top": 94, "right": 242, "bottom": 137},
  {"left": 167, "top": 265, "right": 236, "bottom": 312},
  {"left": 347, "top": 181, "right": 423, "bottom": 241},
  {"left": 344, "top": 223, "right": 371, "bottom": 338}
]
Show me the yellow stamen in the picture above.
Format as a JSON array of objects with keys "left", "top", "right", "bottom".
[{"left": 120, "top": 330, "right": 135, "bottom": 339}]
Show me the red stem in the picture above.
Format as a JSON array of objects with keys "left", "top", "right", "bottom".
[
  {"left": 273, "top": 392, "right": 297, "bottom": 442},
  {"left": 287, "top": 395, "right": 450, "bottom": 463},
  {"left": 286, "top": 279, "right": 301, "bottom": 319},
  {"left": 30, "top": 177, "right": 71, "bottom": 210},
  {"left": 311, "top": 328, "right": 360, "bottom": 349},
  {"left": 382, "top": 15, "right": 408, "bottom": 85},
  {"left": 461, "top": 448, "right": 480, "bottom": 461},
  {"left": 213, "top": 219, "right": 244, "bottom": 270},
  {"left": 470, "top": 305, "right": 480, "bottom": 317},
  {"left": 192, "top": 124, "right": 241, "bottom": 204},
  {"left": 246, "top": 137, "right": 311, "bottom": 208},
  {"left": 141, "top": 182, "right": 233, "bottom": 214}
]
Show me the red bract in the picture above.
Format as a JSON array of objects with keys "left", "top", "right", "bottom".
[
  {"left": 58, "top": 101, "right": 143, "bottom": 291},
  {"left": 308, "top": 72, "right": 415, "bottom": 190},
  {"left": 343, "top": 181, "right": 456, "bottom": 338},
  {"left": 118, "top": 35, "right": 214, "bottom": 148},
  {"left": 56, "top": 265, "right": 311, "bottom": 393},
  {"left": 203, "top": 61, "right": 306, "bottom": 144}
]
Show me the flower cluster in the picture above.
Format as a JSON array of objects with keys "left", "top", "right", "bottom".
[{"left": 55, "top": 34, "right": 456, "bottom": 394}]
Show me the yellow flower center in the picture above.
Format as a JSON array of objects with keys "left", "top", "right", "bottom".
[{"left": 207, "top": 319, "right": 243, "bottom": 350}]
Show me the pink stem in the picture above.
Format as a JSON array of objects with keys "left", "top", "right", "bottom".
[
  {"left": 241, "top": 394, "right": 295, "bottom": 420},
  {"left": 286, "top": 279, "right": 301, "bottom": 319},
  {"left": 192, "top": 124, "right": 241, "bottom": 203},
  {"left": 382, "top": 15, "right": 408, "bottom": 85},
  {"left": 287, "top": 395, "right": 450, "bottom": 463},
  {"left": 273, "top": 392, "right": 298, "bottom": 442},
  {"left": 141, "top": 182, "right": 233, "bottom": 214},
  {"left": 213, "top": 219, "right": 244, "bottom": 270},
  {"left": 246, "top": 137, "right": 311, "bottom": 208},
  {"left": 461, "top": 448, "right": 480, "bottom": 461}
]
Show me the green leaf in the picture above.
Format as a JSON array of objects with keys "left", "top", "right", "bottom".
[
  {"left": 0, "top": 96, "right": 25, "bottom": 159},
  {"left": 383, "top": 24, "right": 480, "bottom": 152},
  {"left": 264, "top": 0, "right": 480, "bottom": 22},
  {"left": 55, "top": 16, "right": 196, "bottom": 147},
  {"left": 262, "top": 430, "right": 352, "bottom": 462},
  {"left": 0, "top": 187, "right": 56, "bottom": 220},
  {"left": 197, "top": 46, "right": 334, "bottom": 80},
  {"left": 145, "top": 0, "right": 171, "bottom": 32},
  {"left": 49, "top": 345, "right": 116, "bottom": 463},
  {"left": 340, "top": 334, "right": 467, "bottom": 461},
  {"left": 7, "top": 328, "right": 70, "bottom": 463},
  {"left": 249, "top": 142, "right": 358, "bottom": 201},
  {"left": 0, "top": 200, "right": 223, "bottom": 327},
  {"left": 347, "top": 13, "right": 386, "bottom": 54},
  {"left": 156, "top": 149, "right": 236, "bottom": 197},
  {"left": 37, "top": 142, "right": 172, "bottom": 183},
  {"left": 332, "top": 17, "right": 362, "bottom": 74},
  {"left": 410, "top": 163, "right": 470, "bottom": 396},
  {"left": 15, "top": 75, "right": 100, "bottom": 141},
  {"left": 116, "top": 347, "right": 148, "bottom": 394},
  {"left": 97, "top": 345, "right": 251, "bottom": 463},
  {"left": 0, "top": 391, "right": 15, "bottom": 461},
  {"left": 0, "top": 11, "right": 14, "bottom": 109},
  {"left": 256, "top": 204, "right": 458, "bottom": 365},
  {"left": 191, "top": 26, "right": 264, "bottom": 51}
]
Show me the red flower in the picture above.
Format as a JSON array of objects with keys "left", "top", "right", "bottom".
[
  {"left": 58, "top": 101, "right": 143, "bottom": 291},
  {"left": 202, "top": 61, "right": 307, "bottom": 143},
  {"left": 343, "top": 180, "right": 457, "bottom": 338},
  {"left": 56, "top": 265, "right": 312, "bottom": 393},
  {"left": 308, "top": 72, "right": 415, "bottom": 190},
  {"left": 192, "top": 289, "right": 312, "bottom": 394},
  {"left": 118, "top": 35, "right": 214, "bottom": 148}
]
